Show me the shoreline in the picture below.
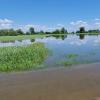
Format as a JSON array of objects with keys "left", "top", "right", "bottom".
[{"left": 0, "top": 62, "right": 99, "bottom": 74}]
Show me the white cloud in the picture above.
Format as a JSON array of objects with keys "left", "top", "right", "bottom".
[
  {"left": 0, "top": 19, "right": 13, "bottom": 29},
  {"left": 95, "top": 18, "right": 100, "bottom": 21},
  {"left": 20, "top": 24, "right": 48, "bottom": 32},
  {"left": 70, "top": 20, "right": 88, "bottom": 27},
  {"left": 94, "top": 18, "right": 100, "bottom": 29},
  {"left": 20, "top": 24, "right": 65, "bottom": 32},
  {"left": 69, "top": 19, "right": 100, "bottom": 31},
  {"left": 56, "top": 24, "right": 64, "bottom": 28},
  {"left": 69, "top": 20, "right": 88, "bottom": 32},
  {"left": 1, "top": 18, "right": 100, "bottom": 32}
]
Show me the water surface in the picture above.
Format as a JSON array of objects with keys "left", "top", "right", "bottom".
[
  {"left": 0, "top": 35, "right": 100, "bottom": 100},
  {"left": 0, "top": 63, "right": 100, "bottom": 100},
  {"left": 1, "top": 34, "right": 100, "bottom": 67},
  {"left": 35, "top": 34, "right": 100, "bottom": 67}
]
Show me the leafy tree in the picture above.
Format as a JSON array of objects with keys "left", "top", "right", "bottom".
[
  {"left": 45, "top": 32, "right": 51, "bottom": 34},
  {"left": 29, "top": 27, "right": 35, "bottom": 34},
  {"left": 0, "top": 29, "right": 8, "bottom": 36},
  {"left": 88, "top": 29, "right": 100, "bottom": 33},
  {"left": 79, "top": 27, "right": 85, "bottom": 33},
  {"left": 26, "top": 32, "right": 31, "bottom": 35},
  {"left": 9, "top": 29, "right": 17, "bottom": 36},
  {"left": 16, "top": 29, "right": 24, "bottom": 35},
  {"left": 52, "top": 29, "right": 60, "bottom": 34},
  {"left": 39, "top": 30, "right": 44, "bottom": 34},
  {"left": 60, "top": 27, "right": 68, "bottom": 34}
]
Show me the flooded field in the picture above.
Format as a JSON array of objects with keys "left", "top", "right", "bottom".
[
  {"left": 0, "top": 63, "right": 100, "bottom": 100},
  {"left": 0, "top": 34, "right": 100, "bottom": 100},
  {"left": 1, "top": 34, "right": 100, "bottom": 67}
]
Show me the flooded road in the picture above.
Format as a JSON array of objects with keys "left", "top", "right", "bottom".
[{"left": 0, "top": 63, "right": 100, "bottom": 100}]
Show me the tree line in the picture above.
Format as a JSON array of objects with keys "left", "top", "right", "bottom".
[
  {"left": 0, "top": 27, "right": 68, "bottom": 36},
  {"left": 0, "top": 27, "right": 100, "bottom": 36},
  {"left": 76, "top": 27, "right": 100, "bottom": 34}
]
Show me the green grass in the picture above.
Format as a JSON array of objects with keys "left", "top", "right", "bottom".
[
  {"left": 66, "top": 53, "right": 78, "bottom": 59},
  {"left": 0, "top": 35, "right": 47, "bottom": 42},
  {"left": 0, "top": 34, "right": 68, "bottom": 42},
  {"left": 0, "top": 43, "right": 48, "bottom": 72},
  {"left": 0, "top": 33, "right": 100, "bottom": 42},
  {"left": 61, "top": 61, "right": 80, "bottom": 66},
  {"left": 60, "top": 53, "right": 80, "bottom": 66}
]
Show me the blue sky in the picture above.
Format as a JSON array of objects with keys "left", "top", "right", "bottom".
[{"left": 0, "top": 0, "right": 100, "bottom": 31}]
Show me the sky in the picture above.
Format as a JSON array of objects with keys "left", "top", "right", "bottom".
[{"left": 0, "top": 0, "right": 100, "bottom": 32}]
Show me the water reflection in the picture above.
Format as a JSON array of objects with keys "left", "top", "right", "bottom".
[
  {"left": 35, "top": 34, "right": 100, "bottom": 67},
  {"left": 46, "top": 35, "right": 67, "bottom": 40},
  {"left": 0, "top": 34, "right": 100, "bottom": 47},
  {"left": 0, "top": 39, "right": 32, "bottom": 47},
  {"left": 79, "top": 34, "right": 85, "bottom": 40},
  {"left": 31, "top": 39, "right": 35, "bottom": 42}
]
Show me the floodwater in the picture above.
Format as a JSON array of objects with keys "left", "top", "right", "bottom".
[
  {"left": 0, "top": 34, "right": 100, "bottom": 100},
  {"left": 0, "top": 39, "right": 32, "bottom": 47},
  {"left": 0, "top": 63, "right": 100, "bottom": 100},
  {"left": 1, "top": 34, "right": 100, "bottom": 67},
  {"left": 35, "top": 34, "right": 100, "bottom": 67}
]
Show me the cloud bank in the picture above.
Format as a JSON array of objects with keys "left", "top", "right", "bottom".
[
  {"left": 0, "top": 19, "right": 13, "bottom": 29},
  {"left": 0, "top": 18, "right": 100, "bottom": 32}
]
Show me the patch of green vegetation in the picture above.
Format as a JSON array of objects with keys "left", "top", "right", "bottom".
[
  {"left": 0, "top": 35, "right": 47, "bottom": 42},
  {"left": 61, "top": 61, "right": 80, "bottom": 66},
  {"left": 61, "top": 60, "right": 94, "bottom": 67},
  {"left": 0, "top": 43, "right": 48, "bottom": 72},
  {"left": 0, "top": 34, "right": 68, "bottom": 42},
  {"left": 66, "top": 53, "right": 78, "bottom": 59}
]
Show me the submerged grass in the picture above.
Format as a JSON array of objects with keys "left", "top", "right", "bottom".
[
  {"left": 0, "top": 43, "right": 48, "bottom": 72},
  {"left": 66, "top": 53, "right": 78, "bottom": 59},
  {"left": 61, "top": 61, "right": 80, "bottom": 66}
]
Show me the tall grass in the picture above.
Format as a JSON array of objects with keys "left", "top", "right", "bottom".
[{"left": 0, "top": 43, "right": 48, "bottom": 72}]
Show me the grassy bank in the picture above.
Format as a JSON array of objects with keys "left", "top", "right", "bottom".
[
  {"left": 0, "top": 43, "right": 48, "bottom": 72},
  {"left": 0, "top": 35, "right": 47, "bottom": 42},
  {"left": 0, "top": 33, "right": 100, "bottom": 42}
]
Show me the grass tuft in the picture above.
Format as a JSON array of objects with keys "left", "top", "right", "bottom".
[
  {"left": 0, "top": 43, "right": 48, "bottom": 72},
  {"left": 66, "top": 53, "right": 78, "bottom": 59}
]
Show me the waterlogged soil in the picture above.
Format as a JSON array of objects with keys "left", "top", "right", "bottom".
[{"left": 0, "top": 63, "right": 100, "bottom": 100}]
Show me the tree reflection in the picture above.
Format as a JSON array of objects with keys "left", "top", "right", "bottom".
[{"left": 79, "top": 34, "right": 85, "bottom": 40}]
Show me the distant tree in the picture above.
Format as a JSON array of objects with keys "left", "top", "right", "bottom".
[
  {"left": 8, "top": 29, "right": 17, "bottom": 36},
  {"left": 88, "top": 29, "right": 100, "bottom": 33},
  {"left": 16, "top": 29, "right": 24, "bottom": 35},
  {"left": 71, "top": 32, "right": 75, "bottom": 34},
  {"left": 52, "top": 29, "right": 60, "bottom": 34},
  {"left": 26, "top": 32, "right": 31, "bottom": 35},
  {"left": 79, "top": 27, "right": 85, "bottom": 33},
  {"left": 45, "top": 32, "right": 51, "bottom": 34},
  {"left": 60, "top": 27, "right": 68, "bottom": 34},
  {"left": 76, "top": 30, "right": 80, "bottom": 33},
  {"left": 29, "top": 27, "right": 35, "bottom": 34},
  {"left": 39, "top": 30, "right": 44, "bottom": 34},
  {"left": 0, "top": 29, "right": 6, "bottom": 36}
]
